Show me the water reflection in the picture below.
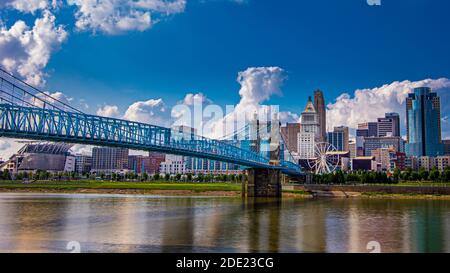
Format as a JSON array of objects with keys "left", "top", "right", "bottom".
[{"left": 0, "top": 193, "right": 449, "bottom": 253}]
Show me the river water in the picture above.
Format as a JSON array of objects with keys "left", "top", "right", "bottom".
[{"left": 0, "top": 193, "right": 449, "bottom": 253}]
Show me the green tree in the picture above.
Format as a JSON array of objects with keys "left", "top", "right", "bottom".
[
  {"left": 393, "top": 168, "right": 401, "bottom": 184},
  {"left": 237, "top": 174, "right": 243, "bottom": 182},
  {"left": 142, "top": 172, "right": 149, "bottom": 181},
  {"left": 16, "top": 172, "right": 24, "bottom": 180},
  {"left": 401, "top": 170, "right": 411, "bottom": 181},
  {"left": 345, "top": 172, "right": 360, "bottom": 183},
  {"left": 335, "top": 171, "right": 345, "bottom": 184},
  {"left": 410, "top": 171, "right": 420, "bottom": 181},
  {"left": 429, "top": 167, "right": 440, "bottom": 182},
  {"left": 164, "top": 173, "right": 170, "bottom": 181},
  {"left": 187, "top": 173, "right": 193, "bottom": 182},
  {"left": 175, "top": 173, "right": 182, "bottom": 181},
  {"left": 197, "top": 173, "right": 204, "bottom": 182},
  {"left": 153, "top": 173, "right": 160, "bottom": 181},
  {"left": 443, "top": 169, "right": 450, "bottom": 182},
  {"left": 418, "top": 168, "right": 429, "bottom": 181}
]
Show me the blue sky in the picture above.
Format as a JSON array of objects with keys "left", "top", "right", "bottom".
[
  {"left": 1, "top": 0, "right": 450, "bottom": 156},
  {"left": 51, "top": 0, "right": 450, "bottom": 109}
]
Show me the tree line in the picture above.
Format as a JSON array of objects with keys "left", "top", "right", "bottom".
[
  {"left": 313, "top": 166, "right": 450, "bottom": 184},
  {"left": 0, "top": 169, "right": 247, "bottom": 183}
]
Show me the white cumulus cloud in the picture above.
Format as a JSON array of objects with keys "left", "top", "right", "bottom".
[
  {"left": 5, "top": 0, "right": 60, "bottom": 14},
  {"left": 67, "top": 0, "right": 186, "bottom": 35},
  {"left": 207, "top": 66, "right": 286, "bottom": 139},
  {"left": 96, "top": 104, "right": 120, "bottom": 118},
  {"left": 123, "top": 98, "right": 170, "bottom": 126},
  {"left": 0, "top": 10, "right": 68, "bottom": 86},
  {"left": 0, "top": 138, "right": 24, "bottom": 160},
  {"left": 179, "top": 92, "right": 211, "bottom": 106},
  {"left": 327, "top": 78, "right": 450, "bottom": 136}
]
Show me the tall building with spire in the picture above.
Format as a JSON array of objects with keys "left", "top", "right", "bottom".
[
  {"left": 314, "top": 89, "right": 326, "bottom": 142},
  {"left": 298, "top": 96, "right": 320, "bottom": 159}
]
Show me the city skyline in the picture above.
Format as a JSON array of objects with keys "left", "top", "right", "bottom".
[
  {"left": 1, "top": 0, "right": 450, "bottom": 158},
  {"left": 1, "top": 0, "right": 450, "bottom": 257}
]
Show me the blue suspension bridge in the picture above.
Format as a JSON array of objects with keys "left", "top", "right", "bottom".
[{"left": 0, "top": 68, "right": 302, "bottom": 195}]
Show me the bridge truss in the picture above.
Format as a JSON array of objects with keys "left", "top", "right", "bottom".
[{"left": 0, "top": 68, "right": 301, "bottom": 174}]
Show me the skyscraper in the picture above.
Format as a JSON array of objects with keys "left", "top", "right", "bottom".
[
  {"left": 327, "top": 126, "right": 349, "bottom": 152},
  {"left": 298, "top": 96, "right": 320, "bottom": 159},
  {"left": 91, "top": 147, "right": 129, "bottom": 174},
  {"left": 385, "top": 112, "right": 400, "bottom": 137},
  {"left": 314, "top": 89, "right": 326, "bottom": 142},
  {"left": 377, "top": 118, "right": 394, "bottom": 137},
  {"left": 281, "top": 123, "right": 301, "bottom": 153},
  {"left": 406, "top": 87, "right": 444, "bottom": 157},
  {"left": 357, "top": 122, "right": 378, "bottom": 137}
]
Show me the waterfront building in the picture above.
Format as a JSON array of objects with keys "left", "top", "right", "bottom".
[
  {"left": 406, "top": 87, "right": 444, "bottom": 157},
  {"left": 390, "top": 152, "right": 406, "bottom": 171},
  {"left": 327, "top": 151, "right": 350, "bottom": 171},
  {"left": 148, "top": 152, "right": 166, "bottom": 174},
  {"left": 357, "top": 122, "right": 378, "bottom": 138},
  {"left": 185, "top": 157, "right": 242, "bottom": 175},
  {"left": 0, "top": 142, "right": 75, "bottom": 174},
  {"left": 298, "top": 97, "right": 320, "bottom": 159},
  {"left": 281, "top": 123, "right": 301, "bottom": 153},
  {"left": 352, "top": 156, "right": 377, "bottom": 171},
  {"left": 159, "top": 154, "right": 186, "bottom": 175},
  {"left": 385, "top": 112, "right": 401, "bottom": 137},
  {"left": 405, "top": 155, "right": 449, "bottom": 171},
  {"left": 128, "top": 155, "right": 153, "bottom": 174},
  {"left": 91, "top": 147, "right": 129, "bottom": 174},
  {"left": 314, "top": 89, "right": 327, "bottom": 142},
  {"left": 363, "top": 136, "right": 403, "bottom": 156},
  {"left": 405, "top": 156, "right": 419, "bottom": 171},
  {"left": 377, "top": 117, "right": 394, "bottom": 137},
  {"left": 435, "top": 156, "right": 450, "bottom": 172},
  {"left": 418, "top": 156, "right": 435, "bottom": 171},
  {"left": 75, "top": 154, "right": 92, "bottom": 174},
  {"left": 371, "top": 148, "right": 391, "bottom": 171},
  {"left": 327, "top": 126, "right": 349, "bottom": 152}
]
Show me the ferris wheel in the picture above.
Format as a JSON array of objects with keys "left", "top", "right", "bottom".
[{"left": 307, "top": 142, "right": 340, "bottom": 174}]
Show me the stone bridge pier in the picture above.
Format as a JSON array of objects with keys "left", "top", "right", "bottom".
[
  {"left": 243, "top": 114, "right": 283, "bottom": 198},
  {"left": 243, "top": 168, "right": 282, "bottom": 198}
]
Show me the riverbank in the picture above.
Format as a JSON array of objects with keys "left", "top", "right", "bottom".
[
  {"left": 0, "top": 180, "right": 313, "bottom": 198},
  {"left": 292, "top": 184, "right": 450, "bottom": 200},
  {"left": 0, "top": 181, "right": 243, "bottom": 197},
  {"left": 1, "top": 181, "right": 450, "bottom": 199}
]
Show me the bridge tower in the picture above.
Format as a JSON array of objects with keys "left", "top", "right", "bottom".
[{"left": 244, "top": 113, "right": 282, "bottom": 198}]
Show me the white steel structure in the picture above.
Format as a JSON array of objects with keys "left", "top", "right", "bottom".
[{"left": 307, "top": 142, "right": 340, "bottom": 174}]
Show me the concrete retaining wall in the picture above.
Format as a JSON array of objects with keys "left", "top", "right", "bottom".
[{"left": 294, "top": 184, "right": 450, "bottom": 195}]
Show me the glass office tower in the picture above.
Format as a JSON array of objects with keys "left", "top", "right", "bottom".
[{"left": 406, "top": 87, "right": 444, "bottom": 156}]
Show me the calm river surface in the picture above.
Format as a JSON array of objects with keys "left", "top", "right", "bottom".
[{"left": 0, "top": 193, "right": 449, "bottom": 253}]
